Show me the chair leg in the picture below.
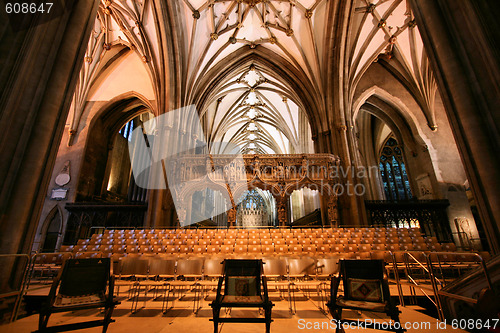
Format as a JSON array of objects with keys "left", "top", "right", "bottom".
[
  {"left": 102, "top": 304, "right": 115, "bottom": 333},
  {"left": 130, "top": 284, "right": 138, "bottom": 313},
  {"left": 193, "top": 284, "right": 200, "bottom": 314},
  {"left": 335, "top": 307, "right": 344, "bottom": 333},
  {"left": 265, "top": 305, "right": 272, "bottom": 333},
  {"left": 212, "top": 306, "right": 220, "bottom": 333},
  {"left": 287, "top": 283, "right": 293, "bottom": 314},
  {"left": 162, "top": 285, "right": 170, "bottom": 313},
  {"left": 38, "top": 311, "right": 50, "bottom": 331}
]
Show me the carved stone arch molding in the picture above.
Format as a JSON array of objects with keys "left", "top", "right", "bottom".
[
  {"left": 361, "top": 97, "right": 421, "bottom": 156},
  {"left": 91, "top": 91, "right": 157, "bottom": 124},
  {"left": 233, "top": 180, "right": 282, "bottom": 204},
  {"left": 352, "top": 87, "right": 440, "bottom": 200},
  {"left": 75, "top": 92, "right": 155, "bottom": 202},
  {"left": 352, "top": 86, "right": 431, "bottom": 152}
]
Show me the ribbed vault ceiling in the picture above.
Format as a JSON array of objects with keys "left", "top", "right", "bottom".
[
  {"left": 202, "top": 64, "right": 312, "bottom": 154},
  {"left": 180, "top": 0, "right": 328, "bottom": 102},
  {"left": 348, "top": 0, "right": 436, "bottom": 128},
  {"left": 67, "top": 0, "right": 439, "bottom": 148}
]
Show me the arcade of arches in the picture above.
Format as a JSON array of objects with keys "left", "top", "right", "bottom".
[{"left": 1, "top": 0, "right": 499, "bottom": 277}]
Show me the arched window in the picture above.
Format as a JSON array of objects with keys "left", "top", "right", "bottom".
[
  {"left": 105, "top": 112, "right": 153, "bottom": 202},
  {"left": 236, "top": 189, "right": 275, "bottom": 227},
  {"left": 379, "top": 138, "right": 412, "bottom": 201}
]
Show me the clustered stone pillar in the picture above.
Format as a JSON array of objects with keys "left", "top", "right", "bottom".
[
  {"left": 0, "top": 1, "right": 99, "bottom": 292},
  {"left": 409, "top": 0, "right": 500, "bottom": 253}
]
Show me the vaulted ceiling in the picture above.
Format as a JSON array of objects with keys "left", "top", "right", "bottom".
[
  {"left": 67, "top": 0, "right": 438, "bottom": 151},
  {"left": 201, "top": 64, "right": 313, "bottom": 154},
  {"left": 347, "top": 0, "right": 436, "bottom": 128},
  {"left": 178, "top": 0, "right": 329, "bottom": 102}
]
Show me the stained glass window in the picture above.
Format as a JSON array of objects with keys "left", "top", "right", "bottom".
[
  {"left": 379, "top": 138, "right": 412, "bottom": 201},
  {"left": 118, "top": 119, "right": 134, "bottom": 141}
]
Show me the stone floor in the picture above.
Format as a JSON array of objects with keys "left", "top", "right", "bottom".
[{"left": 1, "top": 284, "right": 465, "bottom": 333}]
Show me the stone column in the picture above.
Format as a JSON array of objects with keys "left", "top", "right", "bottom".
[
  {"left": 0, "top": 1, "right": 99, "bottom": 291},
  {"left": 409, "top": 0, "right": 500, "bottom": 253}
]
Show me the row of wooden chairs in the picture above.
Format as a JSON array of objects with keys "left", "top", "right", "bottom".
[
  {"left": 88, "top": 233, "right": 426, "bottom": 242},
  {"left": 101, "top": 227, "right": 421, "bottom": 234},
  {"left": 61, "top": 241, "right": 458, "bottom": 258},
  {"left": 93, "top": 227, "right": 422, "bottom": 238},
  {"left": 77, "top": 235, "right": 439, "bottom": 248},
  {"left": 30, "top": 248, "right": 491, "bottom": 317},
  {"left": 113, "top": 255, "right": 340, "bottom": 314}
]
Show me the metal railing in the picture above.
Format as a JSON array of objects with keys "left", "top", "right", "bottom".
[
  {"left": 390, "top": 252, "right": 439, "bottom": 310},
  {"left": 427, "top": 252, "right": 492, "bottom": 321},
  {"left": 0, "top": 254, "right": 31, "bottom": 322},
  {"left": 390, "top": 251, "right": 493, "bottom": 322}
]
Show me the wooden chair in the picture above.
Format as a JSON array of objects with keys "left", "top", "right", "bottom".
[
  {"left": 327, "top": 259, "right": 404, "bottom": 333},
  {"left": 210, "top": 259, "right": 274, "bottom": 333},
  {"left": 262, "top": 257, "right": 291, "bottom": 312},
  {"left": 287, "top": 257, "right": 320, "bottom": 313},
  {"left": 167, "top": 258, "right": 204, "bottom": 313},
  {"left": 36, "top": 258, "right": 119, "bottom": 333}
]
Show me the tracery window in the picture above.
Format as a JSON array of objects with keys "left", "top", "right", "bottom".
[
  {"left": 239, "top": 189, "right": 265, "bottom": 210},
  {"left": 379, "top": 138, "right": 412, "bottom": 201},
  {"left": 236, "top": 189, "right": 275, "bottom": 227}
]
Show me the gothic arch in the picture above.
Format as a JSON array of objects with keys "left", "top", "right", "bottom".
[
  {"left": 39, "top": 205, "right": 63, "bottom": 252},
  {"left": 191, "top": 49, "right": 327, "bottom": 141},
  {"left": 352, "top": 86, "right": 430, "bottom": 154},
  {"left": 90, "top": 91, "right": 156, "bottom": 126},
  {"left": 177, "top": 180, "right": 232, "bottom": 207},
  {"left": 76, "top": 92, "right": 154, "bottom": 202},
  {"left": 233, "top": 180, "right": 282, "bottom": 203},
  {"left": 352, "top": 87, "right": 440, "bottom": 200}
]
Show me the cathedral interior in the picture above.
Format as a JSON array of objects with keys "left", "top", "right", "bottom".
[{"left": 0, "top": 0, "right": 499, "bottom": 332}]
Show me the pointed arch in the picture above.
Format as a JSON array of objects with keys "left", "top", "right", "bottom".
[
  {"left": 39, "top": 206, "right": 63, "bottom": 252},
  {"left": 352, "top": 86, "right": 441, "bottom": 201},
  {"left": 192, "top": 48, "right": 327, "bottom": 140},
  {"left": 76, "top": 92, "right": 154, "bottom": 202},
  {"left": 352, "top": 85, "right": 430, "bottom": 156}
]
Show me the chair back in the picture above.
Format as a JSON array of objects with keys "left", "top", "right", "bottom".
[
  {"left": 262, "top": 258, "right": 286, "bottom": 277},
  {"left": 176, "top": 258, "right": 204, "bottom": 278},
  {"left": 149, "top": 258, "right": 176, "bottom": 278},
  {"left": 223, "top": 259, "right": 262, "bottom": 297},
  {"left": 203, "top": 259, "right": 224, "bottom": 277},
  {"left": 339, "top": 259, "right": 386, "bottom": 303},
  {"left": 119, "top": 257, "right": 149, "bottom": 276},
  {"left": 316, "top": 257, "right": 339, "bottom": 277},
  {"left": 54, "top": 258, "right": 110, "bottom": 306},
  {"left": 287, "top": 257, "right": 316, "bottom": 277}
]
